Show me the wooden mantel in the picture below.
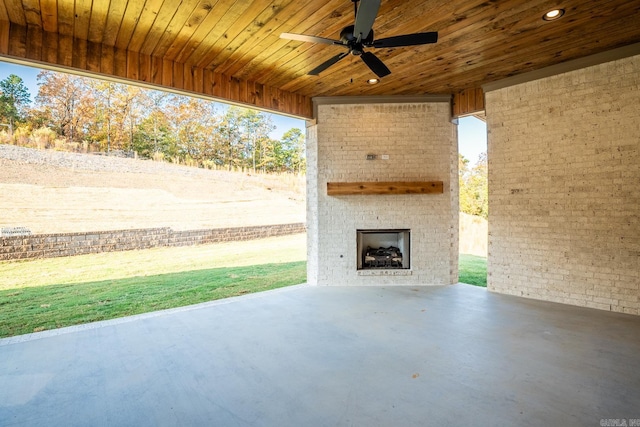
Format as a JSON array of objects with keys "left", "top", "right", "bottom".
[{"left": 327, "top": 181, "right": 444, "bottom": 196}]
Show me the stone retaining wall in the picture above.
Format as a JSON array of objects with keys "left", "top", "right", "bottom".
[{"left": 0, "top": 223, "right": 306, "bottom": 261}]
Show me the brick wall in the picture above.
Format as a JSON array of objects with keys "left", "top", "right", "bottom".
[
  {"left": 0, "top": 223, "right": 306, "bottom": 261},
  {"left": 307, "top": 100, "right": 458, "bottom": 286},
  {"left": 486, "top": 54, "right": 640, "bottom": 314},
  {"left": 306, "top": 124, "right": 320, "bottom": 284}
]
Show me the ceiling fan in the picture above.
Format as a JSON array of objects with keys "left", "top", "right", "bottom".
[{"left": 280, "top": 0, "right": 438, "bottom": 78}]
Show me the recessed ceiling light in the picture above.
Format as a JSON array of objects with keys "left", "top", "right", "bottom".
[
  {"left": 543, "top": 9, "right": 565, "bottom": 21},
  {"left": 367, "top": 78, "right": 380, "bottom": 85}
]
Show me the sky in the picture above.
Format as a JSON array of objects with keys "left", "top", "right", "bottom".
[
  {"left": 0, "top": 61, "right": 486, "bottom": 162},
  {"left": 458, "top": 116, "right": 487, "bottom": 164}
]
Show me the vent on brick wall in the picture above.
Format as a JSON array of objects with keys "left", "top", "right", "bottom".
[{"left": 1, "top": 227, "right": 32, "bottom": 237}]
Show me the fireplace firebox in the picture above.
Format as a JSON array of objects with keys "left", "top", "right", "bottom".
[{"left": 357, "top": 229, "right": 410, "bottom": 270}]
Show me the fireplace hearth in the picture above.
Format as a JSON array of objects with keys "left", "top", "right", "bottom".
[{"left": 357, "top": 229, "right": 410, "bottom": 270}]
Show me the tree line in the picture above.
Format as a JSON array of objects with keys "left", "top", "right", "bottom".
[
  {"left": 459, "top": 152, "right": 488, "bottom": 219},
  {"left": 0, "top": 72, "right": 305, "bottom": 174}
]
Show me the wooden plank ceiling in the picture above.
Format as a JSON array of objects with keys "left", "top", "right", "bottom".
[{"left": 0, "top": 0, "right": 639, "bottom": 118}]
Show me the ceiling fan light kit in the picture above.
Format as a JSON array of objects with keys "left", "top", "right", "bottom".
[{"left": 280, "top": 0, "right": 438, "bottom": 79}]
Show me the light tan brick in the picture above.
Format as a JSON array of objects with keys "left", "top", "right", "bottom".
[
  {"left": 307, "top": 101, "right": 458, "bottom": 286},
  {"left": 487, "top": 54, "right": 640, "bottom": 314}
]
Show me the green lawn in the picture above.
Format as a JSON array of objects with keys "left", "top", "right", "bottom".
[
  {"left": 0, "top": 234, "right": 306, "bottom": 338},
  {"left": 0, "top": 262, "right": 305, "bottom": 338},
  {"left": 1, "top": 236, "right": 486, "bottom": 338},
  {"left": 459, "top": 254, "right": 487, "bottom": 287}
]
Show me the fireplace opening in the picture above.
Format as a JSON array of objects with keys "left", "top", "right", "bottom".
[{"left": 357, "top": 229, "right": 410, "bottom": 270}]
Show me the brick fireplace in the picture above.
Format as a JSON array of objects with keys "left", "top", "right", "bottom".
[{"left": 306, "top": 97, "right": 458, "bottom": 286}]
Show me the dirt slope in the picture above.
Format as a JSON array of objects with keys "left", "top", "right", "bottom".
[{"left": 0, "top": 145, "right": 305, "bottom": 234}]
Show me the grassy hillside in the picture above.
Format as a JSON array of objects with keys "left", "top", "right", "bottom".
[{"left": 0, "top": 144, "right": 305, "bottom": 234}]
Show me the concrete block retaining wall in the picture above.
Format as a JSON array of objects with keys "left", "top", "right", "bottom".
[{"left": 0, "top": 223, "right": 306, "bottom": 261}]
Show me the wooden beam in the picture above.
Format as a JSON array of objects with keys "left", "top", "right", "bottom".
[
  {"left": 0, "top": 22, "right": 313, "bottom": 118},
  {"left": 0, "top": 20, "right": 9, "bottom": 53},
  {"left": 452, "top": 87, "right": 485, "bottom": 118},
  {"left": 327, "top": 181, "right": 444, "bottom": 196}
]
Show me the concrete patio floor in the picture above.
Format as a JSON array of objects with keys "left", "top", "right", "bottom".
[{"left": 1, "top": 284, "right": 639, "bottom": 426}]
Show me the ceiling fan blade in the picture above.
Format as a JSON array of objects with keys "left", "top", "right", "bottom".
[
  {"left": 353, "top": 0, "right": 381, "bottom": 41},
  {"left": 280, "top": 32, "right": 341, "bottom": 45},
  {"left": 308, "top": 52, "right": 349, "bottom": 76},
  {"left": 372, "top": 32, "right": 439, "bottom": 48},
  {"left": 361, "top": 51, "right": 391, "bottom": 78}
]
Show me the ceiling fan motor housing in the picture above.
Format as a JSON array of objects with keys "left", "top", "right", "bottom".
[{"left": 340, "top": 25, "right": 374, "bottom": 46}]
